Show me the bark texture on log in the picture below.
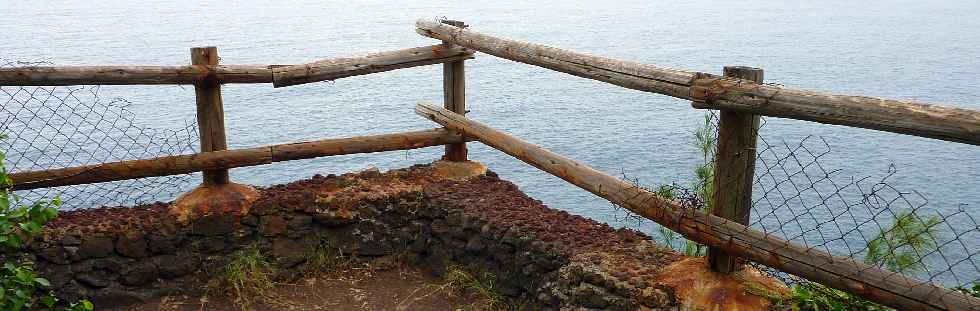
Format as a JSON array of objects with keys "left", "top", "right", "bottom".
[
  {"left": 414, "top": 103, "right": 979, "bottom": 311},
  {"left": 271, "top": 45, "right": 473, "bottom": 88},
  {"left": 441, "top": 20, "right": 468, "bottom": 162},
  {"left": 9, "top": 129, "right": 465, "bottom": 190},
  {"left": 0, "top": 65, "right": 275, "bottom": 85},
  {"left": 0, "top": 46, "right": 471, "bottom": 86},
  {"left": 191, "top": 47, "right": 231, "bottom": 185},
  {"left": 415, "top": 19, "right": 980, "bottom": 146},
  {"left": 707, "top": 66, "right": 763, "bottom": 274}
]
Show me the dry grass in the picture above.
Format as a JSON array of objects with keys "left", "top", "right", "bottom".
[
  {"left": 398, "top": 265, "right": 533, "bottom": 311},
  {"left": 302, "top": 239, "right": 353, "bottom": 278},
  {"left": 205, "top": 246, "right": 285, "bottom": 311}
]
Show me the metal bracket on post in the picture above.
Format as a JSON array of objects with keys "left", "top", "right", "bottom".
[{"left": 707, "top": 66, "right": 763, "bottom": 274}]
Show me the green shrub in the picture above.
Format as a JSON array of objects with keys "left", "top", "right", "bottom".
[{"left": 0, "top": 136, "right": 92, "bottom": 311}]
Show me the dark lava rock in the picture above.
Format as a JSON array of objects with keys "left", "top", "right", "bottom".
[
  {"left": 288, "top": 215, "right": 313, "bottom": 231},
  {"left": 154, "top": 254, "right": 198, "bottom": 279},
  {"left": 191, "top": 214, "right": 238, "bottom": 236},
  {"left": 192, "top": 236, "right": 228, "bottom": 254},
  {"left": 271, "top": 238, "right": 306, "bottom": 266},
  {"left": 240, "top": 214, "right": 259, "bottom": 227},
  {"left": 573, "top": 283, "right": 610, "bottom": 309},
  {"left": 120, "top": 261, "right": 157, "bottom": 286},
  {"left": 61, "top": 235, "right": 82, "bottom": 246},
  {"left": 90, "top": 286, "right": 151, "bottom": 306},
  {"left": 39, "top": 264, "right": 72, "bottom": 288},
  {"left": 259, "top": 215, "right": 287, "bottom": 237},
  {"left": 465, "top": 236, "right": 485, "bottom": 253},
  {"left": 76, "top": 236, "right": 114, "bottom": 260},
  {"left": 75, "top": 271, "right": 111, "bottom": 288},
  {"left": 38, "top": 246, "right": 70, "bottom": 264},
  {"left": 147, "top": 233, "right": 182, "bottom": 255},
  {"left": 116, "top": 231, "right": 148, "bottom": 258}
]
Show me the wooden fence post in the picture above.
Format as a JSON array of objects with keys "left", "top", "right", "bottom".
[
  {"left": 170, "top": 46, "right": 258, "bottom": 223},
  {"left": 707, "top": 66, "right": 763, "bottom": 274},
  {"left": 441, "top": 20, "right": 467, "bottom": 162},
  {"left": 191, "top": 47, "right": 231, "bottom": 185}
]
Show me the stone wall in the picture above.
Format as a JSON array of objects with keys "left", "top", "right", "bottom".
[{"left": 16, "top": 162, "right": 784, "bottom": 310}]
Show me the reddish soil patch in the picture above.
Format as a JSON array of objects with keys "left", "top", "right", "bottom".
[
  {"left": 424, "top": 172, "right": 661, "bottom": 257},
  {"left": 112, "top": 262, "right": 478, "bottom": 311}
]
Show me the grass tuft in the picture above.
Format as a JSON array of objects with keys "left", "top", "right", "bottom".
[
  {"left": 207, "top": 246, "right": 278, "bottom": 311},
  {"left": 441, "top": 265, "right": 505, "bottom": 310},
  {"left": 302, "top": 239, "right": 352, "bottom": 277}
]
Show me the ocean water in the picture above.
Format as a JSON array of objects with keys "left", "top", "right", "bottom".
[{"left": 2, "top": 0, "right": 978, "bottom": 285}]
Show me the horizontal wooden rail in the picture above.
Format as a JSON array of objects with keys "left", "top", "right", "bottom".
[
  {"left": 416, "top": 19, "right": 980, "bottom": 146},
  {"left": 272, "top": 45, "right": 472, "bottom": 87},
  {"left": 414, "top": 103, "right": 978, "bottom": 311},
  {"left": 9, "top": 129, "right": 465, "bottom": 190},
  {"left": 0, "top": 64, "right": 273, "bottom": 85},
  {"left": 0, "top": 45, "right": 472, "bottom": 86}
]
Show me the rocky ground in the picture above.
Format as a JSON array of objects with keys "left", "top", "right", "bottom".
[{"left": 115, "top": 257, "right": 483, "bottom": 311}]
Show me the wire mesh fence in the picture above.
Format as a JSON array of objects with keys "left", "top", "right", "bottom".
[
  {"left": 612, "top": 109, "right": 979, "bottom": 307},
  {"left": 1, "top": 59, "right": 200, "bottom": 210},
  {"left": 752, "top": 129, "right": 979, "bottom": 288}
]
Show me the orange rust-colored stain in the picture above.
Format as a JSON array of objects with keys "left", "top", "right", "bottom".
[
  {"left": 430, "top": 160, "right": 486, "bottom": 180},
  {"left": 170, "top": 183, "right": 259, "bottom": 223},
  {"left": 655, "top": 257, "right": 789, "bottom": 311}
]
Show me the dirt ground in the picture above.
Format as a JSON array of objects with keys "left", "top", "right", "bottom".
[{"left": 114, "top": 262, "right": 481, "bottom": 311}]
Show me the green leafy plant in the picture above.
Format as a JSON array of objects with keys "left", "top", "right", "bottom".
[
  {"left": 66, "top": 300, "right": 93, "bottom": 311},
  {"left": 863, "top": 210, "right": 941, "bottom": 275},
  {"left": 777, "top": 210, "right": 942, "bottom": 310},
  {"left": 780, "top": 281, "right": 889, "bottom": 311},
  {"left": 0, "top": 136, "right": 92, "bottom": 311},
  {"left": 655, "top": 114, "right": 715, "bottom": 257},
  {"left": 954, "top": 282, "right": 979, "bottom": 298},
  {"left": 692, "top": 113, "right": 716, "bottom": 212}
]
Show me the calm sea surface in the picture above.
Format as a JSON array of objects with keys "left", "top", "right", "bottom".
[{"left": 3, "top": 0, "right": 978, "bottom": 284}]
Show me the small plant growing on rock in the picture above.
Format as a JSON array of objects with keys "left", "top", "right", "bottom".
[
  {"left": 0, "top": 136, "right": 93, "bottom": 311},
  {"left": 442, "top": 265, "right": 504, "bottom": 310},
  {"left": 399, "top": 264, "right": 532, "bottom": 311},
  {"left": 302, "top": 238, "right": 351, "bottom": 277},
  {"left": 207, "top": 246, "right": 279, "bottom": 310}
]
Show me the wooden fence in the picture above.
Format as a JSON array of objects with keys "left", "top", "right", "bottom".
[{"left": 2, "top": 19, "right": 979, "bottom": 311}]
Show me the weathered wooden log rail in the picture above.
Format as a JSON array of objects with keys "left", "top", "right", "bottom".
[
  {"left": 415, "top": 19, "right": 980, "bottom": 146},
  {"left": 0, "top": 44, "right": 473, "bottom": 86},
  {"left": 8, "top": 129, "right": 465, "bottom": 190},
  {"left": 2, "top": 18, "right": 978, "bottom": 310}
]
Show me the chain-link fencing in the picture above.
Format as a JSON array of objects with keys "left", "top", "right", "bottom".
[{"left": 1, "top": 59, "right": 200, "bottom": 210}]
